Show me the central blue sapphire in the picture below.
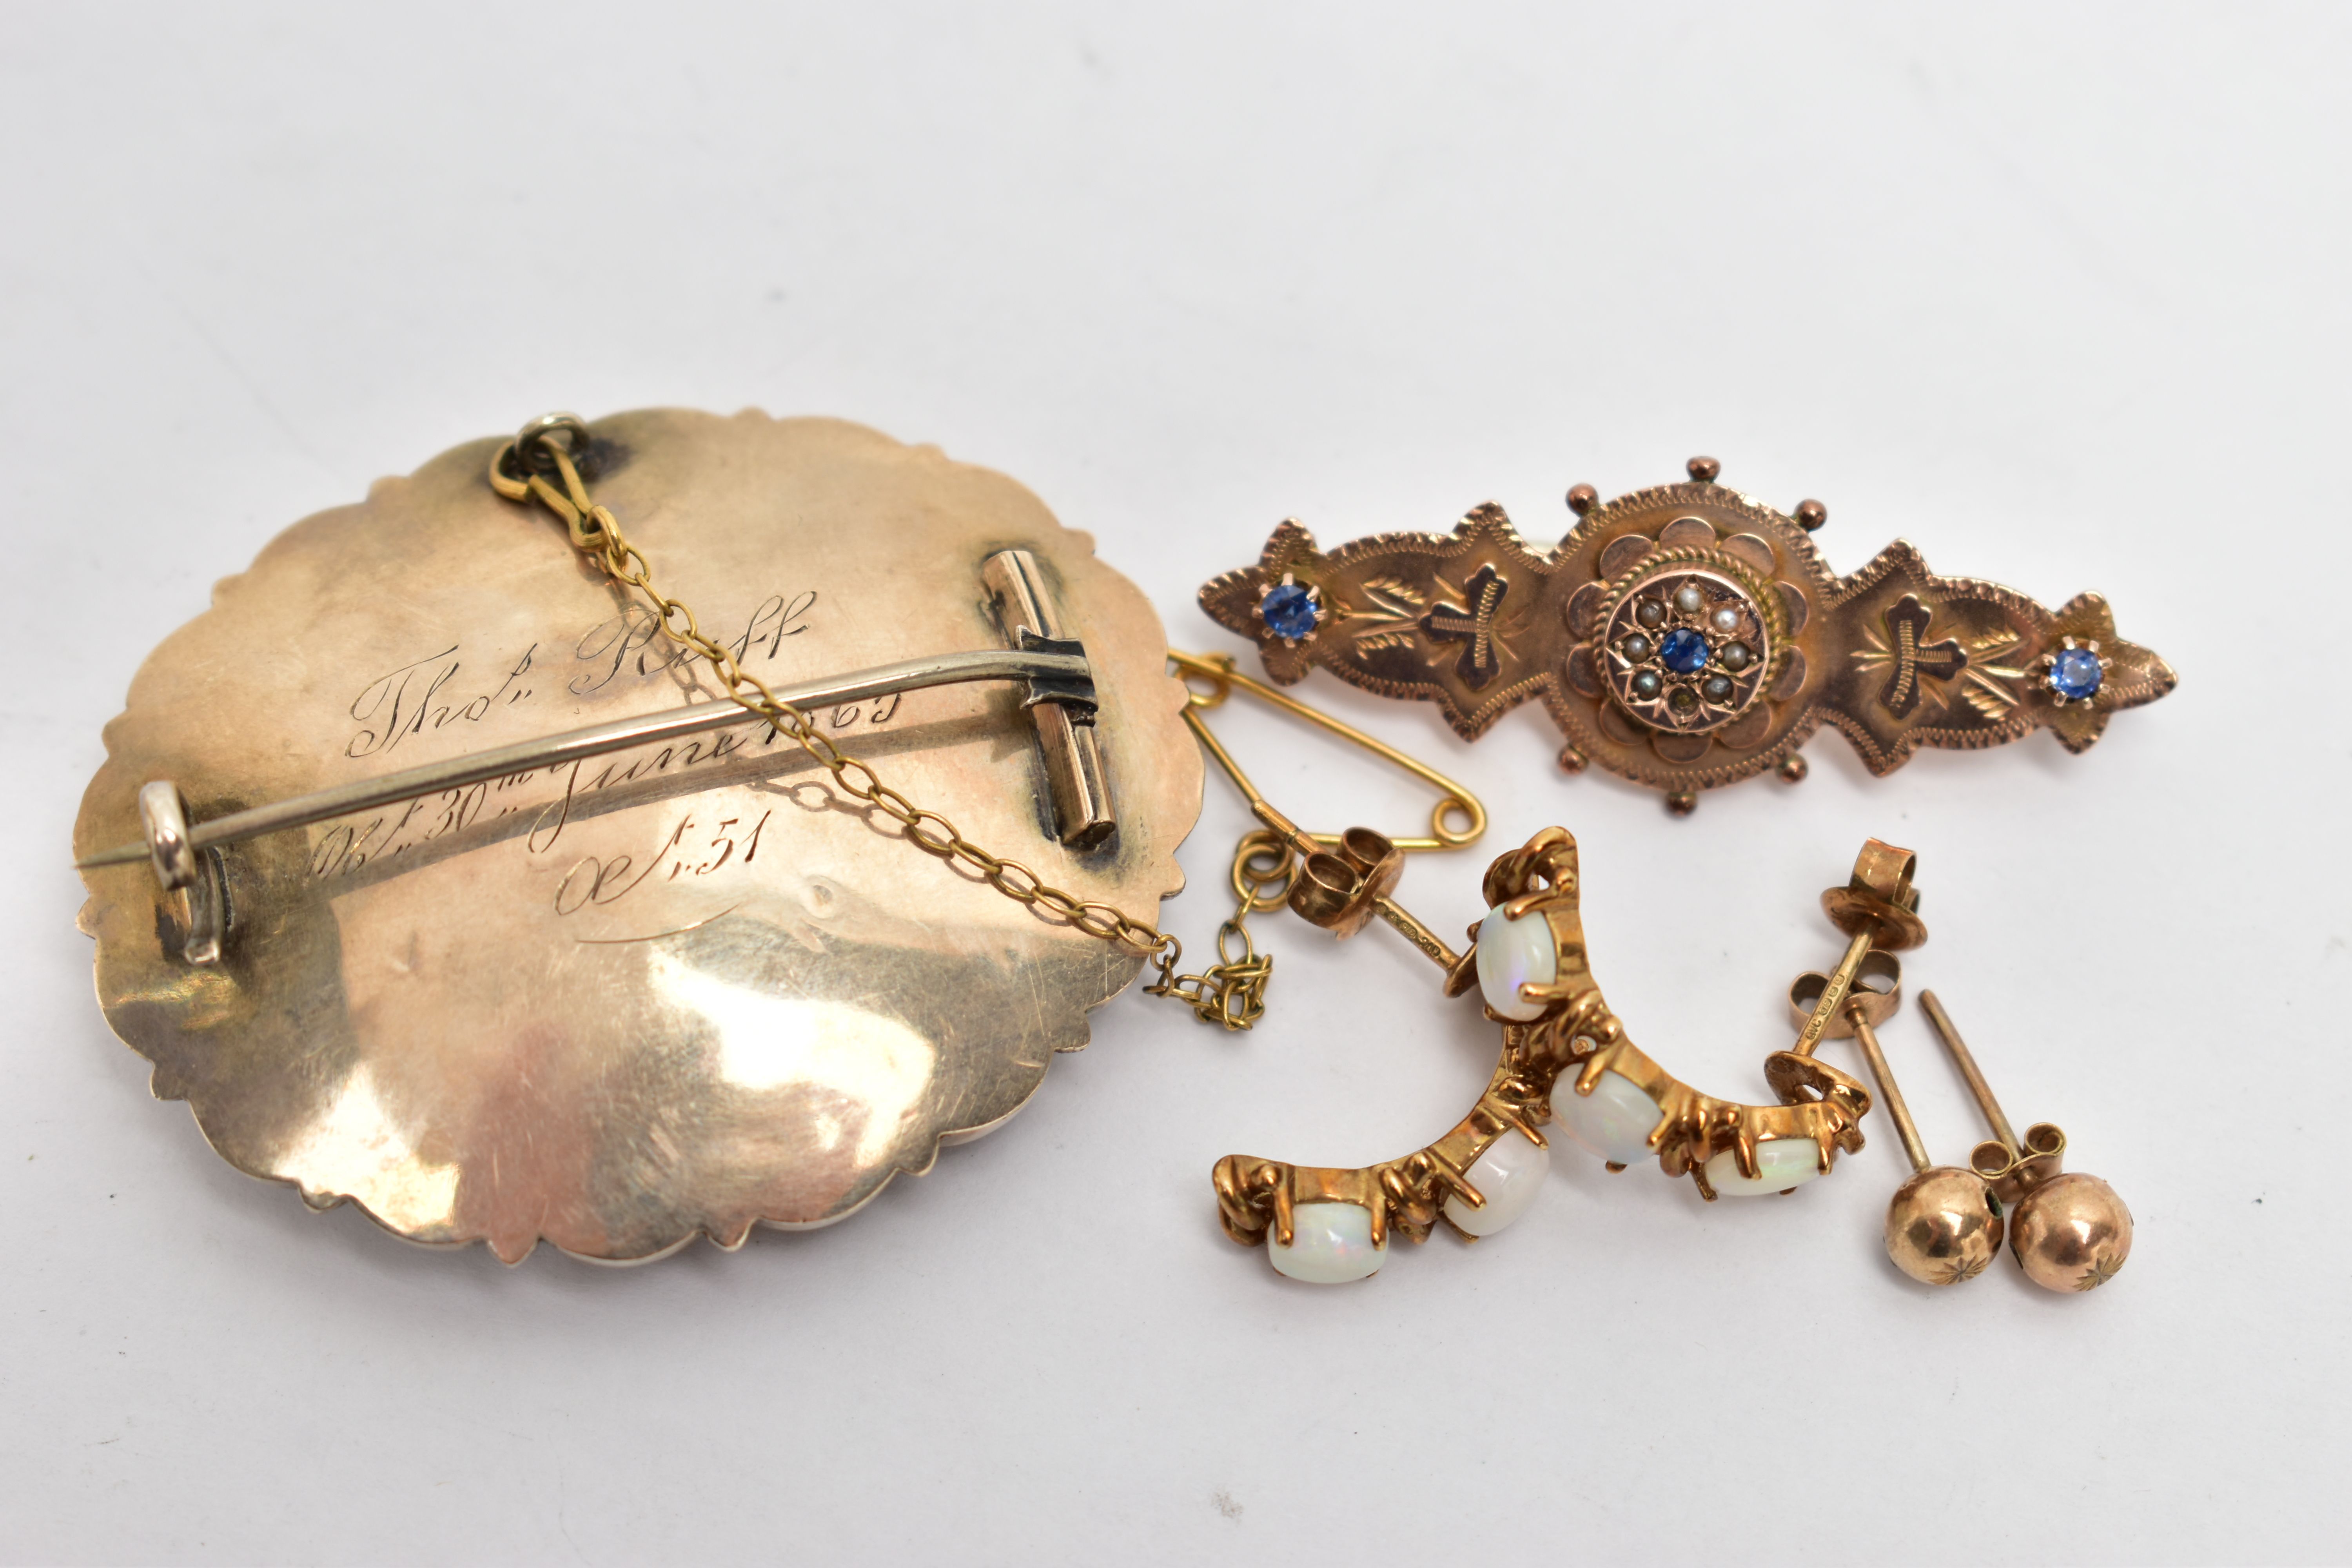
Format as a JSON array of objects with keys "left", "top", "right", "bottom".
[
  {"left": 1260, "top": 583, "right": 1321, "bottom": 640},
  {"left": 1659, "top": 628, "right": 1710, "bottom": 673},
  {"left": 2049, "top": 646, "right": 2103, "bottom": 701}
]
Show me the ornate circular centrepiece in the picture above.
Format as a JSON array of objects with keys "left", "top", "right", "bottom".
[
  {"left": 1596, "top": 563, "right": 1773, "bottom": 733},
  {"left": 1196, "top": 456, "right": 2179, "bottom": 809}
]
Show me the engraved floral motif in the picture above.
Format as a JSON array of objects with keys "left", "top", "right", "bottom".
[
  {"left": 1934, "top": 1252, "right": 1991, "bottom": 1286},
  {"left": 2077, "top": 1250, "right": 2127, "bottom": 1291},
  {"left": 1196, "top": 470, "right": 2176, "bottom": 809}
]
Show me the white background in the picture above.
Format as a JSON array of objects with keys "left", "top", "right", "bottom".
[{"left": 3, "top": 5, "right": 2344, "bottom": 1564}]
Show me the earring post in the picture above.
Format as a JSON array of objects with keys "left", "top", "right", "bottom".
[
  {"left": 1791, "top": 931, "right": 1875, "bottom": 1059},
  {"left": 1791, "top": 839, "right": 1926, "bottom": 1060},
  {"left": 1918, "top": 989, "right": 2022, "bottom": 1156},
  {"left": 1845, "top": 1011, "right": 1930, "bottom": 1172}
]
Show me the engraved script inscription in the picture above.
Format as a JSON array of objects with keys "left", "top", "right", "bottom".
[
  {"left": 305, "top": 586, "right": 913, "bottom": 886},
  {"left": 552, "top": 808, "right": 777, "bottom": 917},
  {"left": 342, "top": 590, "right": 818, "bottom": 759},
  {"left": 346, "top": 646, "right": 537, "bottom": 759},
  {"left": 305, "top": 693, "right": 903, "bottom": 883}
]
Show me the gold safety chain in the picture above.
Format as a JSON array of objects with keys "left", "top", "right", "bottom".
[
  {"left": 1149, "top": 648, "right": 1487, "bottom": 1029},
  {"left": 1144, "top": 830, "right": 1292, "bottom": 1029},
  {"left": 489, "top": 416, "right": 1484, "bottom": 1029},
  {"left": 489, "top": 413, "right": 1261, "bottom": 1009}
]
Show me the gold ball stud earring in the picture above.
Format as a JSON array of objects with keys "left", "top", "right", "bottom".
[
  {"left": 1789, "top": 957, "right": 2003, "bottom": 1286},
  {"left": 1918, "top": 991, "right": 2132, "bottom": 1292}
]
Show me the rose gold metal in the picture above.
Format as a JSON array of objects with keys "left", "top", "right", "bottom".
[
  {"left": 1565, "top": 483, "right": 1599, "bottom": 517},
  {"left": 2006, "top": 1172, "right": 2133, "bottom": 1293},
  {"left": 1186, "top": 745, "right": 1466, "bottom": 973},
  {"left": 1918, "top": 989, "right": 2021, "bottom": 1155},
  {"left": 1791, "top": 965, "right": 2004, "bottom": 1286},
  {"left": 1916, "top": 989, "right": 2132, "bottom": 1292},
  {"left": 1198, "top": 457, "right": 2175, "bottom": 812},
  {"left": 73, "top": 410, "right": 1203, "bottom": 1263},
  {"left": 1884, "top": 1167, "right": 2007, "bottom": 1287},
  {"left": 1596, "top": 565, "right": 1775, "bottom": 734}
]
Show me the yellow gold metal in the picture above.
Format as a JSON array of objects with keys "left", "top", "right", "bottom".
[
  {"left": 75, "top": 409, "right": 1203, "bottom": 1262},
  {"left": 1143, "top": 831, "right": 1282, "bottom": 1030},
  {"left": 1917, "top": 990, "right": 2133, "bottom": 1292},
  {"left": 1216, "top": 1066, "right": 1552, "bottom": 1254},
  {"left": 1214, "top": 830, "right": 1896, "bottom": 1275},
  {"left": 1151, "top": 661, "right": 1488, "bottom": 1027},
  {"left": 1523, "top": 834, "right": 1884, "bottom": 1200},
  {"left": 1789, "top": 840, "right": 1924, "bottom": 1060},
  {"left": 1169, "top": 649, "right": 1485, "bottom": 852},
  {"left": 1792, "top": 933, "right": 1873, "bottom": 1058}
]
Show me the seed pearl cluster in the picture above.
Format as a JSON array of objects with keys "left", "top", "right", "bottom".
[{"left": 1610, "top": 575, "right": 1759, "bottom": 725}]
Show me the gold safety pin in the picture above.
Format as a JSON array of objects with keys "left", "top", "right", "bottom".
[
  {"left": 1141, "top": 650, "right": 1486, "bottom": 1030},
  {"left": 1165, "top": 649, "right": 1485, "bottom": 853}
]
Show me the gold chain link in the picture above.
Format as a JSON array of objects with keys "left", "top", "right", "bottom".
[
  {"left": 489, "top": 416, "right": 1261, "bottom": 1011},
  {"left": 1145, "top": 829, "right": 1293, "bottom": 1029}
]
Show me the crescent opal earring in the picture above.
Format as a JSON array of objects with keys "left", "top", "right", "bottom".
[{"left": 1201, "top": 826, "right": 1931, "bottom": 1283}]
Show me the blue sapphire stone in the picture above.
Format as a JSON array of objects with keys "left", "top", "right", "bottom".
[
  {"left": 1260, "top": 583, "right": 1321, "bottom": 640},
  {"left": 1659, "top": 627, "right": 1710, "bottom": 674},
  {"left": 2049, "top": 646, "right": 2103, "bottom": 701}
]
